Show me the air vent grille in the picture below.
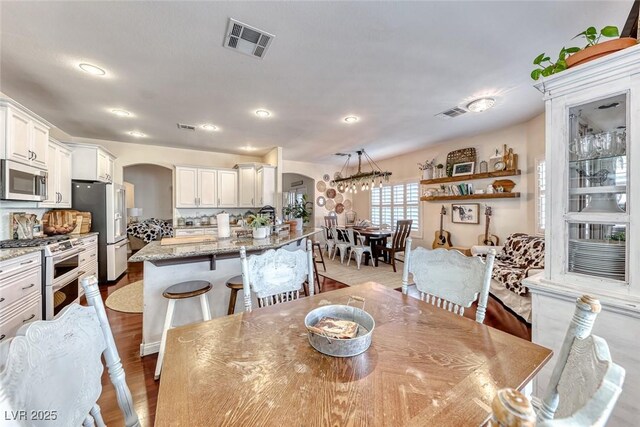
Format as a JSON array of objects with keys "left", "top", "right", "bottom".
[
  {"left": 224, "top": 18, "right": 275, "bottom": 60},
  {"left": 435, "top": 106, "right": 468, "bottom": 120},
  {"left": 177, "top": 123, "right": 196, "bottom": 131}
]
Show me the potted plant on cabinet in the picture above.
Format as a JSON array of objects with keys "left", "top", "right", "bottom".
[
  {"left": 284, "top": 195, "right": 312, "bottom": 231},
  {"left": 248, "top": 214, "right": 271, "bottom": 239}
]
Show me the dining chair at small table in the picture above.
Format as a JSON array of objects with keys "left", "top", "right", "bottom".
[
  {"left": 402, "top": 238, "right": 496, "bottom": 323},
  {"left": 0, "top": 276, "right": 140, "bottom": 427},
  {"left": 345, "top": 228, "right": 372, "bottom": 270},
  {"left": 324, "top": 215, "right": 338, "bottom": 229},
  {"left": 331, "top": 226, "right": 351, "bottom": 264},
  {"left": 240, "top": 239, "right": 315, "bottom": 312},
  {"left": 377, "top": 219, "right": 413, "bottom": 272}
]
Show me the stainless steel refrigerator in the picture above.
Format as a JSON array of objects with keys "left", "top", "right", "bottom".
[{"left": 72, "top": 181, "right": 128, "bottom": 284}]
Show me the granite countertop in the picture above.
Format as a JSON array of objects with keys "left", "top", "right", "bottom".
[
  {"left": 129, "top": 227, "right": 321, "bottom": 262},
  {"left": 173, "top": 225, "right": 244, "bottom": 230},
  {"left": 0, "top": 247, "right": 43, "bottom": 263}
]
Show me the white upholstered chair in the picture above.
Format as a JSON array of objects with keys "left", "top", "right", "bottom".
[
  {"left": 240, "top": 239, "right": 315, "bottom": 312},
  {"left": 0, "top": 276, "right": 140, "bottom": 427},
  {"left": 401, "top": 237, "right": 496, "bottom": 323},
  {"left": 345, "top": 228, "right": 372, "bottom": 270}
]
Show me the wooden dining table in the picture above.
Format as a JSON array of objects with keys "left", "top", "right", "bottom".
[
  {"left": 155, "top": 282, "right": 552, "bottom": 426},
  {"left": 345, "top": 227, "right": 393, "bottom": 266}
]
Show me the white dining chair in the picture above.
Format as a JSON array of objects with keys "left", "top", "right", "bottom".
[
  {"left": 322, "top": 225, "right": 337, "bottom": 259},
  {"left": 0, "top": 276, "right": 140, "bottom": 427},
  {"left": 240, "top": 239, "right": 315, "bottom": 312},
  {"left": 331, "top": 226, "right": 351, "bottom": 264},
  {"left": 533, "top": 295, "right": 625, "bottom": 425},
  {"left": 401, "top": 237, "right": 496, "bottom": 323},
  {"left": 345, "top": 228, "right": 372, "bottom": 270}
]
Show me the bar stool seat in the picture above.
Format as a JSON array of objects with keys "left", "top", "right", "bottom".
[
  {"left": 226, "top": 275, "right": 244, "bottom": 315},
  {"left": 155, "top": 280, "right": 212, "bottom": 380}
]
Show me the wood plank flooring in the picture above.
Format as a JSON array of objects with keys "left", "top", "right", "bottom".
[{"left": 95, "top": 262, "right": 348, "bottom": 426}]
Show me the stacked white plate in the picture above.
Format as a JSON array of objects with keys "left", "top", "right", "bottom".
[{"left": 569, "top": 239, "right": 626, "bottom": 281}]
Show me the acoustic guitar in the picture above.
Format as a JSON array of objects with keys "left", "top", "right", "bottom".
[
  {"left": 432, "top": 205, "right": 452, "bottom": 249},
  {"left": 478, "top": 205, "right": 500, "bottom": 246}
]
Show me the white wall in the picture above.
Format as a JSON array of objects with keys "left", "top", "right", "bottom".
[
  {"left": 351, "top": 114, "right": 545, "bottom": 248},
  {"left": 123, "top": 164, "right": 173, "bottom": 220}
]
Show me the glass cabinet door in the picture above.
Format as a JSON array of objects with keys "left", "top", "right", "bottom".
[{"left": 567, "top": 93, "right": 628, "bottom": 283}]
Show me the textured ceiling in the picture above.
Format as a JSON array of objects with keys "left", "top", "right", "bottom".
[{"left": 0, "top": 1, "right": 632, "bottom": 162}]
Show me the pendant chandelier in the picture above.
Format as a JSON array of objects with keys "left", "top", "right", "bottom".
[{"left": 331, "top": 149, "right": 392, "bottom": 193}]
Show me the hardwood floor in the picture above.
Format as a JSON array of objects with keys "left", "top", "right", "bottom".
[{"left": 95, "top": 262, "right": 348, "bottom": 426}]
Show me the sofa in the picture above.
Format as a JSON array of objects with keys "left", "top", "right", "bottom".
[{"left": 471, "top": 233, "right": 545, "bottom": 323}]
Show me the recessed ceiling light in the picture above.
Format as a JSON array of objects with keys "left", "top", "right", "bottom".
[
  {"left": 344, "top": 116, "right": 359, "bottom": 123},
  {"left": 240, "top": 145, "right": 258, "bottom": 151},
  {"left": 128, "top": 131, "right": 146, "bottom": 138},
  {"left": 201, "top": 124, "right": 219, "bottom": 131},
  {"left": 111, "top": 109, "right": 131, "bottom": 117},
  {"left": 466, "top": 97, "right": 496, "bottom": 113},
  {"left": 255, "top": 109, "right": 271, "bottom": 118},
  {"left": 78, "top": 63, "right": 106, "bottom": 76}
]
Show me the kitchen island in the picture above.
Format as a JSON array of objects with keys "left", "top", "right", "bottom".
[{"left": 129, "top": 227, "right": 321, "bottom": 356}]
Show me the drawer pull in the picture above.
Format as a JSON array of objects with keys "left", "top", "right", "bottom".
[
  {"left": 0, "top": 297, "right": 4, "bottom": 303},
  {"left": 21, "top": 284, "right": 35, "bottom": 290},
  {"left": 20, "top": 260, "right": 34, "bottom": 266},
  {"left": 23, "top": 314, "right": 36, "bottom": 323},
  {"left": 90, "top": 254, "right": 96, "bottom": 258},
  {"left": 0, "top": 334, "right": 5, "bottom": 341},
  {"left": 77, "top": 270, "right": 86, "bottom": 277}
]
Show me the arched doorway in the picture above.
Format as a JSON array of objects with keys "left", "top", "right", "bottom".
[
  {"left": 282, "top": 172, "right": 315, "bottom": 224},
  {"left": 123, "top": 164, "right": 173, "bottom": 220}
]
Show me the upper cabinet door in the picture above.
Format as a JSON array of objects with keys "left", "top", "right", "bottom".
[
  {"left": 198, "top": 169, "right": 218, "bottom": 208},
  {"left": 57, "top": 147, "right": 72, "bottom": 208},
  {"left": 6, "top": 107, "right": 32, "bottom": 165},
  {"left": 258, "top": 166, "right": 276, "bottom": 207},
  {"left": 30, "top": 122, "right": 49, "bottom": 169},
  {"left": 175, "top": 167, "right": 198, "bottom": 208},
  {"left": 238, "top": 166, "right": 256, "bottom": 206},
  {"left": 218, "top": 170, "right": 238, "bottom": 207},
  {"left": 40, "top": 142, "right": 59, "bottom": 206},
  {"left": 97, "top": 150, "right": 109, "bottom": 182}
]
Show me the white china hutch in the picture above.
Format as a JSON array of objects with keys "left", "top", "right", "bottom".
[{"left": 525, "top": 44, "right": 640, "bottom": 426}]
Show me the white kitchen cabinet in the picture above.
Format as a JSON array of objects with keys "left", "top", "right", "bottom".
[
  {"left": 217, "top": 169, "right": 238, "bottom": 207},
  {"left": 256, "top": 165, "right": 276, "bottom": 207},
  {"left": 525, "top": 44, "right": 640, "bottom": 426},
  {"left": 198, "top": 169, "right": 218, "bottom": 208},
  {"left": 0, "top": 252, "right": 42, "bottom": 345},
  {"left": 237, "top": 164, "right": 256, "bottom": 207},
  {"left": 40, "top": 139, "right": 72, "bottom": 208},
  {"left": 0, "top": 99, "right": 50, "bottom": 169},
  {"left": 175, "top": 166, "right": 222, "bottom": 208},
  {"left": 67, "top": 143, "right": 116, "bottom": 183}
]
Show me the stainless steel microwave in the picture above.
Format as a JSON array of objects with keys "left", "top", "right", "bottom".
[{"left": 1, "top": 159, "right": 47, "bottom": 201}]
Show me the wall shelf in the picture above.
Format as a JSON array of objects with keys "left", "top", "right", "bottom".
[
  {"left": 420, "top": 169, "right": 521, "bottom": 185},
  {"left": 420, "top": 192, "right": 521, "bottom": 202}
]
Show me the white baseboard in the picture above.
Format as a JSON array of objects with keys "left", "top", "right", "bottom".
[{"left": 140, "top": 341, "right": 160, "bottom": 357}]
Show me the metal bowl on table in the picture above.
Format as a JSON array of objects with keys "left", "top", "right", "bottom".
[{"left": 304, "top": 296, "right": 375, "bottom": 357}]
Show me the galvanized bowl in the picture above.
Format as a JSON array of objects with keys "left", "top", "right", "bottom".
[{"left": 304, "top": 297, "right": 375, "bottom": 357}]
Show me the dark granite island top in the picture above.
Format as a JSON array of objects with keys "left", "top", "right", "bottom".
[{"left": 129, "top": 227, "right": 321, "bottom": 264}]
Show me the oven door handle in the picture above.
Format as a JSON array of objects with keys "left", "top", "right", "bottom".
[{"left": 52, "top": 248, "right": 86, "bottom": 263}]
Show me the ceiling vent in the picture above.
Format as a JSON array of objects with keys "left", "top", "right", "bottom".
[
  {"left": 177, "top": 123, "right": 196, "bottom": 131},
  {"left": 224, "top": 18, "right": 275, "bottom": 59},
  {"left": 435, "top": 106, "right": 468, "bottom": 120}
]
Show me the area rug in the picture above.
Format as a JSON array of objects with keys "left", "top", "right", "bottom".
[
  {"left": 105, "top": 280, "right": 143, "bottom": 313},
  {"left": 318, "top": 253, "right": 406, "bottom": 289}
]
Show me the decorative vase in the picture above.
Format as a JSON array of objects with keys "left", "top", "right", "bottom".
[
  {"left": 295, "top": 218, "right": 303, "bottom": 231},
  {"left": 422, "top": 169, "right": 433, "bottom": 180},
  {"left": 567, "top": 38, "right": 637, "bottom": 68}
]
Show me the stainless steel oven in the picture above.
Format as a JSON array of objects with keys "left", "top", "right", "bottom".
[
  {"left": 44, "top": 241, "right": 85, "bottom": 319},
  {"left": 1, "top": 159, "right": 47, "bottom": 201}
]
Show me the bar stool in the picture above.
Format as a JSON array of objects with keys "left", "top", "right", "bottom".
[
  {"left": 312, "top": 242, "right": 326, "bottom": 272},
  {"left": 226, "top": 275, "right": 243, "bottom": 315},
  {"left": 154, "top": 280, "right": 212, "bottom": 380}
]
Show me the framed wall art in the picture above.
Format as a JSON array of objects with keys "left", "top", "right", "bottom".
[
  {"left": 451, "top": 203, "right": 479, "bottom": 224},
  {"left": 452, "top": 161, "right": 475, "bottom": 176}
]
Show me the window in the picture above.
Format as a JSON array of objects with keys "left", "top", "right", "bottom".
[
  {"left": 371, "top": 181, "right": 420, "bottom": 233},
  {"left": 535, "top": 158, "right": 546, "bottom": 235}
]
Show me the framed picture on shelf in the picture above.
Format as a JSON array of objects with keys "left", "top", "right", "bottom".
[
  {"left": 451, "top": 203, "right": 479, "bottom": 224},
  {"left": 452, "top": 161, "right": 475, "bottom": 176}
]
